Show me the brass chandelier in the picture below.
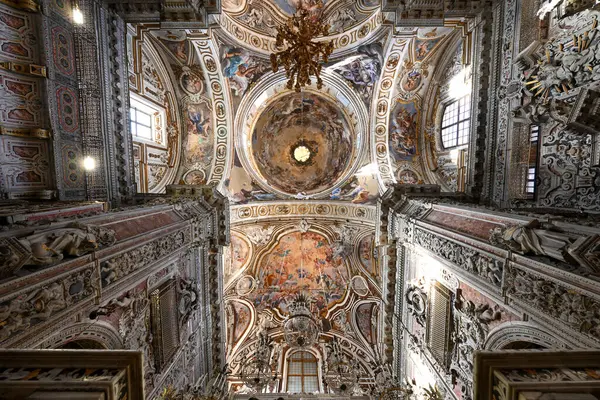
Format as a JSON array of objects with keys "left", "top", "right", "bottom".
[{"left": 270, "top": 9, "right": 334, "bottom": 92}]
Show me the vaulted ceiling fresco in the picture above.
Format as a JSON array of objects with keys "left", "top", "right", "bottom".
[
  {"left": 224, "top": 207, "right": 383, "bottom": 393},
  {"left": 125, "top": 0, "right": 474, "bottom": 394}
]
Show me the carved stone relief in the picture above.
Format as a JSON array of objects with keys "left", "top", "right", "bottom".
[
  {"left": 451, "top": 295, "right": 502, "bottom": 400},
  {"left": 505, "top": 264, "right": 600, "bottom": 344},
  {"left": 0, "top": 223, "right": 116, "bottom": 278},
  {"left": 406, "top": 279, "right": 427, "bottom": 327},
  {"left": 0, "top": 266, "right": 96, "bottom": 343},
  {"left": 100, "top": 229, "right": 190, "bottom": 287},
  {"left": 414, "top": 228, "right": 503, "bottom": 288}
]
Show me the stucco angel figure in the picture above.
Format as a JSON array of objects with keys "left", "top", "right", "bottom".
[
  {"left": 489, "top": 219, "right": 577, "bottom": 264},
  {"left": 17, "top": 223, "right": 116, "bottom": 267}
]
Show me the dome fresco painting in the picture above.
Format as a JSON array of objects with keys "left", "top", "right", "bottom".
[{"left": 250, "top": 93, "right": 355, "bottom": 195}]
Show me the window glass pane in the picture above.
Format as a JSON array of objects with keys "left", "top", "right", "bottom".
[
  {"left": 441, "top": 125, "right": 457, "bottom": 148},
  {"left": 288, "top": 360, "right": 302, "bottom": 374},
  {"left": 303, "top": 376, "right": 319, "bottom": 392},
  {"left": 287, "top": 376, "right": 301, "bottom": 393},
  {"left": 130, "top": 108, "right": 136, "bottom": 122},
  {"left": 136, "top": 125, "right": 152, "bottom": 139},
  {"left": 130, "top": 122, "right": 137, "bottom": 136},
  {"left": 457, "top": 121, "right": 470, "bottom": 146},
  {"left": 303, "top": 362, "right": 317, "bottom": 374},
  {"left": 441, "top": 96, "right": 471, "bottom": 149},
  {"left": 137, "top": 111, "right": 151, "bottom": 126}
]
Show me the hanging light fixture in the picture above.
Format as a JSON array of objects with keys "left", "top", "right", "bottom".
[
  {"left": 72, "top": 2, "right": 84, "bottom": 25},
  {"left": 283, "top": 293, "right": 320, "bottom": 348},
  {"left": 322, "top": 337, "right": 359, "bottom": 395},
  {"left": 239, "top": 331, "right": 278, "bottom": 392},
  {"left": 270, "top": 9, "right": 334, "bottom": 92}
]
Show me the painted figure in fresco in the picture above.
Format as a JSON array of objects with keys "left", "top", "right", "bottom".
[
  {"left": 403, "top": 70, "right": 422, "bottom": 92},
  {"left": 222, "top": 47, "right": 266, "bottom": 96},
  {"left": 328, "top": 7, "right": 356, "bottom": 33},
  {"left": 184, "top": 103, "right": 214, "bottom": 167},
  {"left": 288, "top": 0, "right": 324, "bottom": 20},
  {"left": 333, "top": 43, "right": 383, "bottom": 99},
  {"left": 188, "top": 109, "right": 211, "bottom": 137},
  {"left": 389, "top": 105, "right": 417, "bottom": 160},
  {"left": 416, "top": 41, "right": 430, "bottom": 59},
  {"left": 181, "top": 72, "right": 203, "bottom": 95},
  {"left": 397, "top": 169, "right": 420, "bottom": 184}
]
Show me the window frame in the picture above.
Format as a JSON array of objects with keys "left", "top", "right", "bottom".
[
  {"left": 129, "top": 94, "right": 166, "bottom": 146},
  {"left": 285, "top": 351, "right": 320, "bottom": 394},
  {"left": 440, "top": 95, "right": 471, "bottom": 150},
  {"left": 130, "top": 106, "right": 153, "bottom": 140}
]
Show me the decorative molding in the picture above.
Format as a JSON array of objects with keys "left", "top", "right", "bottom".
[
  {"left": 413, "top": 227, "right": 504, "bottom": 288},
  {"left": 192, "top": 37, "right": 233, "bottom": 186},
  {"left": 100, "top": 227, "right": 192, "bottom": 288},
  {"left": 218, "top": 9, "right": 383, "bottom": 57},
  {"left": 484, "top": 321, "right": 572, "bottom": 350},
  {"left": 372, "top": 38, "right": 409, "bottom": 187},
  {"left": 231, "top": 201, "right": 376, "bottom": 225}
]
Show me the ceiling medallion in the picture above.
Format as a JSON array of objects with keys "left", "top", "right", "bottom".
[{"left": 270, "top": 9, "right": 334, "bottom": 92}]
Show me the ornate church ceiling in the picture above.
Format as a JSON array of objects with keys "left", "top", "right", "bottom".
[{"left": 124, "top": 0, "right": 474, "bottom": 393}]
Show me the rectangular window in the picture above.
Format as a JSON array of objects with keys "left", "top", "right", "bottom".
[
  {"left": 526, "top": 167, "right": 536, "bottom": 194},
  {"left": 151, "top": 280, "right": 180, "bottom": 371},
  {"left": 441, "top": 95, "right": 471, "bottom": 149},
  {"left": 526, "top": 125, "right": 539, "bottom": 195},
  {"left": 287, "top": 352, "right": 319, "bottom": 393},
  {"left": 530, "top": 125, "right": 540, "bottom": 142},
  {"left": 426, "top": 282, "right": 453, "bottom": 369}
]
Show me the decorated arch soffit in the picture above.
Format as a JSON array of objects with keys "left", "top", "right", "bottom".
[
  {"left": 375, "top": 26, "right": 460, "bottom": 187},
  {"left": 128, "top": 27, "right": 234, "bottom": 187},
  {"left": 127, "top": 25, "right": 184, "bottom": 193},
  {"left": 223, "top": 210, "right": 383, "bottom": 390}
]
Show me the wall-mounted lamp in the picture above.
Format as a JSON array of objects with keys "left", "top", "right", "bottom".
[
  {"left": 83, "top": 156, "right": 96, "bottom": 171},
  {"left": 73, "top": 4, "right": 84, "bottom": 25}
]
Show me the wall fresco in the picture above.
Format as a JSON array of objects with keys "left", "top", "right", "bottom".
[
  {"left": 331, "top": 42, "right": 383, "bottom": 103},
  {"left": 356, "top": 302, "right": 377, "bottom": 344},
  {"left": 221, "top": 45, "right": 268, "bottom": 99},
  {"left": 388, "top": 101, "right": 418, "bottom": 163},
  {"left": 182, "top": 99, "right": 214, "bottom": 170}
]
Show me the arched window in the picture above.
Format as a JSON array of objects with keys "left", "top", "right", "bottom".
[
  {"left": 441, "top": 95, "right": 471, "bottom": 149},
  {"left": 286, "top": 351, "right": 319, "bottom": 393}
]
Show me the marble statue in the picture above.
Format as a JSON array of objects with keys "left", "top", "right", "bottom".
[
  {"left": 490, "top": 219, "right": 577, "bottom": 264},
  {"left": 0, "top": 223, "right": 116, "bottom": 270}
]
